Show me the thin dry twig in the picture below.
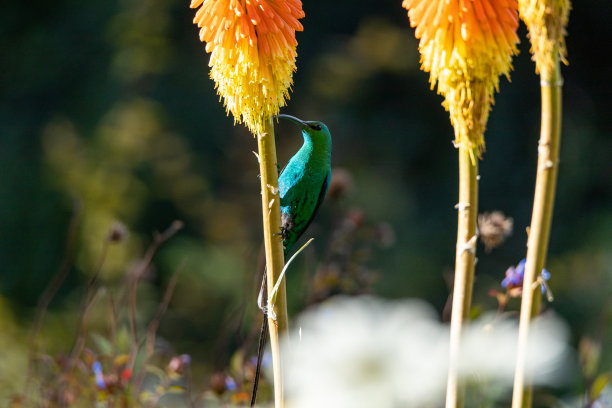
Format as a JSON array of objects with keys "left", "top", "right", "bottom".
[
  {"left": 133, "top": 261, "right": 185, "bottom": 394},
  {"left": 69, "top": 238, "right": 111, "bottom": 360},
  {"left": 109, "top": 294, "right": 118, "bottom": 356},
  {"left": 126, "top": 220, "right": 184, "bottom": 370},
  {"left": 59, "top": 236, "right": 113, "bottom": 408},
  {"left": 31, "top": 199, "right": 83, "bottom": 338},
  {"left": 41, "top": 223, "right": 113, "bottom": 408},
  {"left": 25, "top": 199, "right": 82, "bottom": 397}
]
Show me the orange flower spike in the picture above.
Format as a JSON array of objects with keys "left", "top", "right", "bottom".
[
  {"left": 518, "top": 0, "right": 571, "bottom": 77},
  {"left": 404, "top": 0, "right": 520, "bottom": 157},
  {"left": 191, "top": 0, "right": 305, "bottom": 136}
]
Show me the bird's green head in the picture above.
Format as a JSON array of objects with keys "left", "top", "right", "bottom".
[{"left": 276, "top": 114, "right": 331, "bottom": 148}]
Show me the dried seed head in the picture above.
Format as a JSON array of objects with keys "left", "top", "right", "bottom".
[
  {"left": 478, "top": 211, "right": 513, "bottom": 252},
  {"left": 107, "top": 220, "right": 129, "bottom": 243}
]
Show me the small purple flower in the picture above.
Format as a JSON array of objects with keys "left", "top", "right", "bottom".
[
  {"left": 179, "top": 354, "right": 191, "bottom": 365},
  {"left": 501, "top": 259, "right": 550, "bottom": 294},
  {"left": 261, "top": 351, "right": 272, "bottom": 368},
  {"left": 501, "top": 259, "right": 525, "bottom": 288},
  {"left": 249, "top": 352, "right": 272, "bottom": 369},
  {"left": 168, "top": 354, "right": 191, "bottom": 373},
  {"left": 92, "top": 361, "right": 106, "bottom": 390},
  {"left": 225, "top": 376, "right": 237, "bottom": 391}
]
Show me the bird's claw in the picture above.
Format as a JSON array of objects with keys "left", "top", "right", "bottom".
[{"left": 274, "top": 227, "right": 289, "bottom": 242}]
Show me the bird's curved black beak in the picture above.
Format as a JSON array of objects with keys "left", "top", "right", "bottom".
[{"left": 275, "top": 114, "right": 308, "bottom": 129}]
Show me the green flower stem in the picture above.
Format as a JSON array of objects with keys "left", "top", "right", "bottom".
[
  {"left": 511, "top": 53, "right": 563, "bottom": 408},
  {"left": 257, "top": 116, "right": 288, "bottom": 408},
  {"left": 446, "top": 145, "right": 479, "bottom": 408}
]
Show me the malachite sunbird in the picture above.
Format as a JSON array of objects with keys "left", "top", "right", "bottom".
[
  {"left": 277, "top": 114, "right": 332, "bottom": 254},
  {"left": 251, "top": 114, "right": 332, "bottom": 407}
]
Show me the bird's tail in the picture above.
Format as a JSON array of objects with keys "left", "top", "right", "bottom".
[{"left": 250, "top": 269, "right": 268, "bottom": 408}]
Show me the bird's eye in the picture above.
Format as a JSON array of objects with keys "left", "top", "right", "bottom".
[{"left": 310, "top": 123, "right": 322, "bottom": 131}]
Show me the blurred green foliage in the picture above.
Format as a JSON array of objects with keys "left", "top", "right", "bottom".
[{"left": 1, "top": 0, "right": 611, "bottom": 405}]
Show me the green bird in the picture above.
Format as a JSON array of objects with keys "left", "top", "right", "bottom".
[
  {"left": 250, "top": 114, "right": 332, "bottom": 407},
  {"left": 277, "top": 114, "right": 332, "bottom": 254}
]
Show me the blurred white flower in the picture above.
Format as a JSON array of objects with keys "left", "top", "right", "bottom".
[
  {"left": 284, "top": 296, "right": 569, "bottom": 408},
  {"left": 285, "top": 297, "right": 448, "bottom": 407},
  {"left": 459, "top": 311, "right": 569, "bottom": 385}
]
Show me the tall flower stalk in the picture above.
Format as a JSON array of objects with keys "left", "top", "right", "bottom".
[
  {"left": 402, "top": 1, "right": 519, "bottom": 406},
  {"left": 191, "top": 1, "right": 305, "bottom": 406},
  {"left": 511, "top": 1, "right": 570, "bottom": 407}
]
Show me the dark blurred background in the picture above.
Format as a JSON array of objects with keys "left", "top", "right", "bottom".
[{"left": 1, "top": 0, "right": 611, "bottom": 402}]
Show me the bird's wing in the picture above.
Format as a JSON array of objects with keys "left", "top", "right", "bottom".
[
  {"left": 314, "top": 171, "right": 331, "bottom": 216},
  {"left": 300, "top": 171, "right": 330, "bottom": 235}
]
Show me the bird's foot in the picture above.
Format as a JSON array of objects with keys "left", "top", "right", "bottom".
[{"left": 277, "top": 226, "right": 289, "bottom": 242}]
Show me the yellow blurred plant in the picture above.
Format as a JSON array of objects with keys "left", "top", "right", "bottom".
[{"left": 519, "top": 0, "right": 570, "bottom": 77}]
